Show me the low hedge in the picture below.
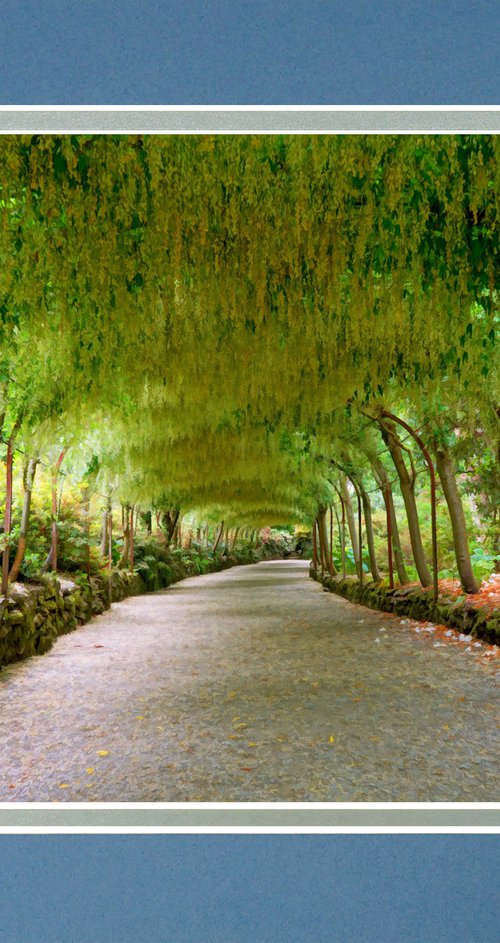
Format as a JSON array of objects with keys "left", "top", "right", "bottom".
[
  {"left": 311, "top": 566, "right": 500, "bottom": 645},
  {"left": 0, "top": 546, "right": 278, "bottom": 668}
]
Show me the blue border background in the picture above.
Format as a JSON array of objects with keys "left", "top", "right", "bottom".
[
  {"left": 0, "top": 835, "right": 498, "bottom": 942},
  {"left": 1, "top": 0, "right": 498, "bottom": 104}
]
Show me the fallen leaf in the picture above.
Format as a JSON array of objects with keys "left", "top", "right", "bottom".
[
  {"left": 136, "top": 715, "right": 145, "bottom": 720},
  {"left": 234, "top": 723, "right": 247, "bottom": 730},
  {"left": 247, "top": 742, "right": 257, "bottom": 747},
  {"left": 58, "top": 783, "right": 70, "bottom": 789},
  {"left": 97, "top": 750, "right": 110, "bottom": 756},
  {"left": 86, "top": 767, "right": 95, "bottom": 774},
  {"left": 240, "top": 767, "right": 253, "bottom": 772},
  {"left": 329, "top": 736, "right": 335, "bottom": 744}
]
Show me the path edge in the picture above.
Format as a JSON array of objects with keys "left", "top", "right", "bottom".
[{"left": 310, "top": 566, "right": 499, "bottom": 645}]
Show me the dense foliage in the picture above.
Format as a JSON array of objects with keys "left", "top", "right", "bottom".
[{"left": 0, "top": 135, "right": 497, "bottom": 593}]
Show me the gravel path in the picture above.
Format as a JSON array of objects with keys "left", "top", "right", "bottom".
[{"left": 0, "top": 560, "right": 497, "bottom": 801}]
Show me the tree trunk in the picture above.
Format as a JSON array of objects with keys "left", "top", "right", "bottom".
[
  {"left": 339, "top": 492, "right": 347, "bottom": 577},
  {"left": 107, "top": 501, "right": 113, "bottom": 600},
  {"left": 380, "top": 420, "right": 432, "bottom": 587},
  {"left": 317, "top": 507, "right": 337, "bottom": 575},
  {"left": 119, "top": 504, "right": 130, "bottom": 568},
  {"left": 100, "top": 509, "right": 108, "bottom": 557},
  {"left": 358, "top": 481, "right": 381, "bottom": 581},
  {"left": 213, "top": 520, "right": 224, "bottom": 553},
  {"left": 333, "top": 487, "right": 347, "bottom": 577},
  {"left": 382, "top": 410, "right": 439, "bottom": 601},
  {"left": 81, "top": 484, "right": 92, "bottom": 583},
  {"left": 129, "top": 505, "right": 135, "bottom": 573},
  {"left": 50, "top": 448, "right": 68, "bottom": 574},
  {"left": 230, "top": 526, "right": 240, "bottom": 552},
  {"left": 1, "top": 433, "right": 16, "bottom": 594},
  {"left": 8, "top": 458, "right": 37, "bottom": 583},
  {"left": 318, "top": 509, "right": 327, "bottom": 573},
  {"left": 331, "top": 498, "right": 343, "bottom": 573},
  {"left": 435, "top": 445, "right": 479, "bottom": 593},
  {"left": 162, "top": 509, "right": 180, "bottom": 546},
  {"left": 371, "top": 458, "right": 408, "bottom": 584},
  {"left": 354, "top": 479, "right": 364, "bottom": 586},
  {"left": 329, "top": 505, "right": 334, "bottom": 568},
  {"left": 317, "top": 515, "right": 325, "bottom": 574},
  {"left": 340, "top": 475, "right": 361, "bottom": 578}
]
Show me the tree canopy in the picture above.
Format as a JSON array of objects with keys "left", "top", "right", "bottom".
[{"left": 0, "top": 134, "right": 497, "bottom": 529}]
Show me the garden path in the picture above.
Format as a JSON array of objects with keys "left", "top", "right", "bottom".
[{"left": 0, "top": 560, "right": 497, "bottom": 801}]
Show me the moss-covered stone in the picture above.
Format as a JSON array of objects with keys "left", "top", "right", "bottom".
[
  {"left": 0, "top": 549, "right": 284, "bottom": 668},
  {"left": 313, "top": 570, "right": 498, "bottom": 645}
]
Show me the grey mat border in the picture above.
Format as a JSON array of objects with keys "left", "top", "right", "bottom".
[
  {"left": 0, "top": 809, "right": 498, "bottom": 828},
  {"left": 0, "top": 109, "right": 499, "bottom": 132}
]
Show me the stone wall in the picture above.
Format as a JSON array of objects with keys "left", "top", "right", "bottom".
[
  {"left": 311, "top": 567, "right": 500, "bottom": 645},
  {"left": 0, "top": 550, "right": 268, "bottom": 668}
]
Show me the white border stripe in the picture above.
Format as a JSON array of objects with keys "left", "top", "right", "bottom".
[{"left": 0, "top": 802, "right": 498, "bottom": 810}]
